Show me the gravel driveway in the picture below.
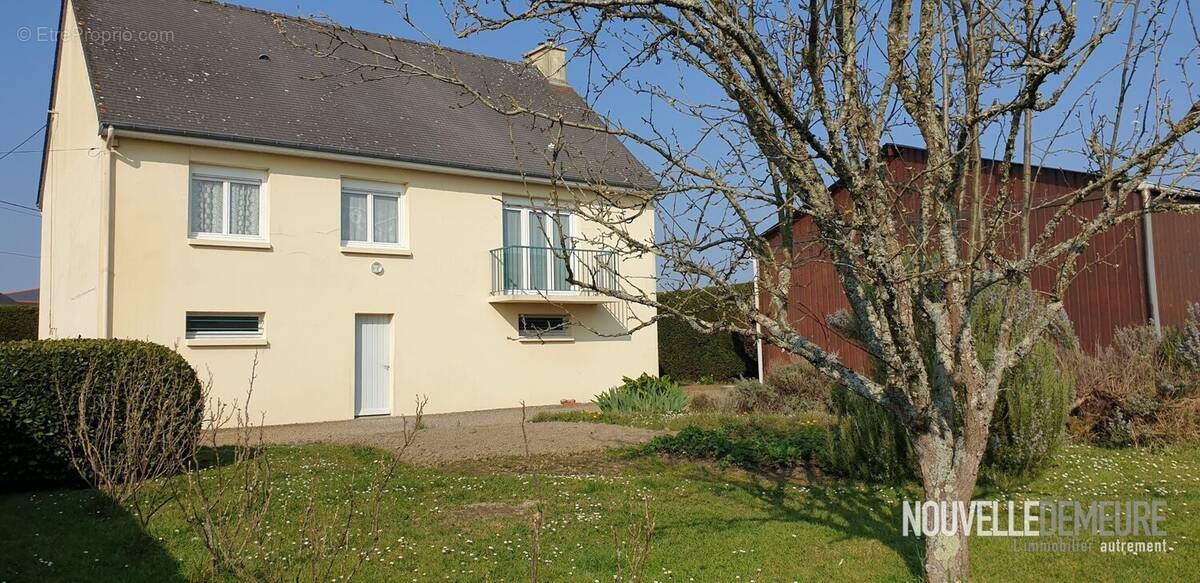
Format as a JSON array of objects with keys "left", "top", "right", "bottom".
[{"left": 215, "top": 404, "right": 663, "bottom": 465}]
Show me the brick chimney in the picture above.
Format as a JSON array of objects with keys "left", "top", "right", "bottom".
[{"left": 523, "top": 41, "right": 568, "bottom": 87}]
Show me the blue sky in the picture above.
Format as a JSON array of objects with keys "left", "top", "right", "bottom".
[
  {"left": 1, "top": 1, "right": 1195, "bottom": 293},
  {"left": 0, "top": 1, "right": 57, "bottom": 292},
  {"left": 0, "top": 0, "right": 554, "bottom": 292}
]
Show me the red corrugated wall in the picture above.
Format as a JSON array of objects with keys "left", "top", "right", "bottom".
[
  {"left": 760, "top": 147, "right": 1198, "bottom": 376},
  {"left": 1150, "top": 212, "right": 1200, "bottom": 327}
]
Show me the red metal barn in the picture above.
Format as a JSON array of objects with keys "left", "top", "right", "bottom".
[{"left": 757, "top": 145, "right": 1200, "bottom": 377}]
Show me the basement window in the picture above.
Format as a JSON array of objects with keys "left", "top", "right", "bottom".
[
  {"left": 519, "top": 314, "right": 569, "bottom": 338},
  {"left": 186, "top": 313, "right": 264, "bottom": 339}
]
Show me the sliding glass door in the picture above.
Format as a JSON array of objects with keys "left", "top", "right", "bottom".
[
  {"left": 502, "top": 208, "right": 524, "bottom": 290},
  {"left": 502, "top": 204, "right": 573, "bottom": 293}
]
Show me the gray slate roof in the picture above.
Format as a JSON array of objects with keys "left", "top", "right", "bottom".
[{"left": 70, "top": 0, "right": 656, "bottom": 189}]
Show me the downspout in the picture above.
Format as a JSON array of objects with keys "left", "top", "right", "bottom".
[
  {"left": 98, "top": 125, "right": 116, "bottom": 338},
  {"left": 1140, "top": 184, "right": 1161, "bottom": 336},
  {"left": 44, "top": 108, "right": 59, "bottom": 338},
  {"left": 752, "top": 258, "right": 764, "bottom": 381}
]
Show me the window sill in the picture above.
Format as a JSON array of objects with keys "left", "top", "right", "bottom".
[
  {"left": 517, "top": 337, "right": 575, "bottom": 344},
  {"left": 185, "top": 338, "right": 269, "bottom": 348},
  {"left": 340, "top": 245, "right": 413, "bottom": 257},
  {"left": 188, "top": 238, "right": 272, "bottom": 250}
]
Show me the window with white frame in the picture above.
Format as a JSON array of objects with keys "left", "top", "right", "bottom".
[
  {"left": 501, "top": 199, "right": 574, "bottom": 292},
  {"left": 185, "top": 312, "right": 264, "bottom": 339},
  {"left": 189, "top": 166, "right": 266, "bottom": 239},
  {"left": 341, "top": 180, "right": 406, "bottom": 247}
]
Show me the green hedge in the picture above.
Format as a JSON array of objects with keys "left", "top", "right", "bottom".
[
  {"left": 0, "top": 304, "right": 38, "bottom": 341},
  {"left": 0, "top": 339, "right": 203, "bottom": 488},
  {"left": 658, "top": 285, "right": 757, "bottom": 381}
]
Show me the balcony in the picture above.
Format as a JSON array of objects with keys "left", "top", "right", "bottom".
[{"left": 488, "top": 246, "right": 618, "bottom": 304}]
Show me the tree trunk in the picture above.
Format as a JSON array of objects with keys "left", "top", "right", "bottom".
[
  {"left": 924, "top": 524, "right": 970, "bottom": 583},
  {"left": 914, "top": 430, "right": 983, "bottom": 583}
]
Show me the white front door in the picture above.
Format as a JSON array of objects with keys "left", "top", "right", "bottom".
[{"left": 354, "top": 314, "right": 392, "bottom": 417}]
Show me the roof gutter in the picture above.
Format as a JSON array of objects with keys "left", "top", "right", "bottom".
[{"left": 108, "top": 126, "right": 649, "bottom": 194}]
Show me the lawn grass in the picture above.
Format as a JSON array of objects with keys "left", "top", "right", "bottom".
[{"left": 2, "top": 443, "right": 1198, "bottom": 582}]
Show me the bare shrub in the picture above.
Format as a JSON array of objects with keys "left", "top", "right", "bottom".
[
  {"left": 1071, "top": 325, "right": 1200, "bottom": 447},
  {"left": 519, "top": 402, "right": 544, "bottom": 583},
  {"left": 726, "top": 378, "right": 777, "bottom": 414},
  {"left": 727, "top": 363, "right": 830, "bottom": 414},
  {"left": 612, "top": 497, "right": 656, "bottom": 582},
  {"left": 764, "top": 361, "right": 832, "bottom": 411},
  {"left": 58, "top": 349, "right": 206, "bottom": 530},
  {"left": 1180, "top": 303, "right": 1200, "bottom": 372},
  {"left": 177, "top": 355, "right": 426, "bottom": 582},
  {"left": 688, "top": 392, "right": 717, "bottom": 412}
]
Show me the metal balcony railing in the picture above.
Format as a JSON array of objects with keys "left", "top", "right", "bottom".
[{"left": 489, "top": 246, "right": 618, "bottom": 296}]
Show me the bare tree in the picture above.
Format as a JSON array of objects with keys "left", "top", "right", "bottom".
[{"left": 284, "top": 1, "right": 1199, "bottom": 580}]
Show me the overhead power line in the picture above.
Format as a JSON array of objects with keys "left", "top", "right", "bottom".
[
  {"left": 0, "top": 146, "right": 99, "bottom": 156},
  {"left": 0, "top": 207, "right": 40, "bottom": 219},
  {"left": 0, "top": 200, "right": 41, "bottom": 219},
  {"left": 0, "top": 124, "right": 48, "bottom": 163},
  {"left": 0, "top": 249, "right": 39, "bottom": 259},
  {"left": 0, "top": 199, "right": 40, "bottom": 213}
]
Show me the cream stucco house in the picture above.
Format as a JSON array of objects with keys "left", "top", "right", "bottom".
[{"left": 38, "top": 0, "right": 658, "bottom": 425}]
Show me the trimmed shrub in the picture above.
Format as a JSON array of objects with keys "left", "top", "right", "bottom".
[
  {"left": 0, "top": 339, "right": 203, "bottom": 487},
  {"left": 657, "top": 285, "right": 757, "bottom": 382},
  {"left": 596, "top": 373, "right": 688, "bottom": 413},
  {"left": 640, "top": 419, "right": 829, "bottom": 471},
  {"left": 0, "top": 304, "right": 38, "bottom": 341},
  {"left": 657, "top": 317, "right": 755, "bottom": 381}
]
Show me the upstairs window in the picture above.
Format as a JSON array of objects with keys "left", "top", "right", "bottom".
[
  {"left": 189, "top": 166, "right": 266, "bottom": 240},
  {"left": 518, "top": 314, "right": 569, "bottom": 338},
  {"left": 185, "top": 313, "right": 264, "bottom": 339},
  {"left": 342, "top": 180, "right": 407, "bottom": 248}
]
